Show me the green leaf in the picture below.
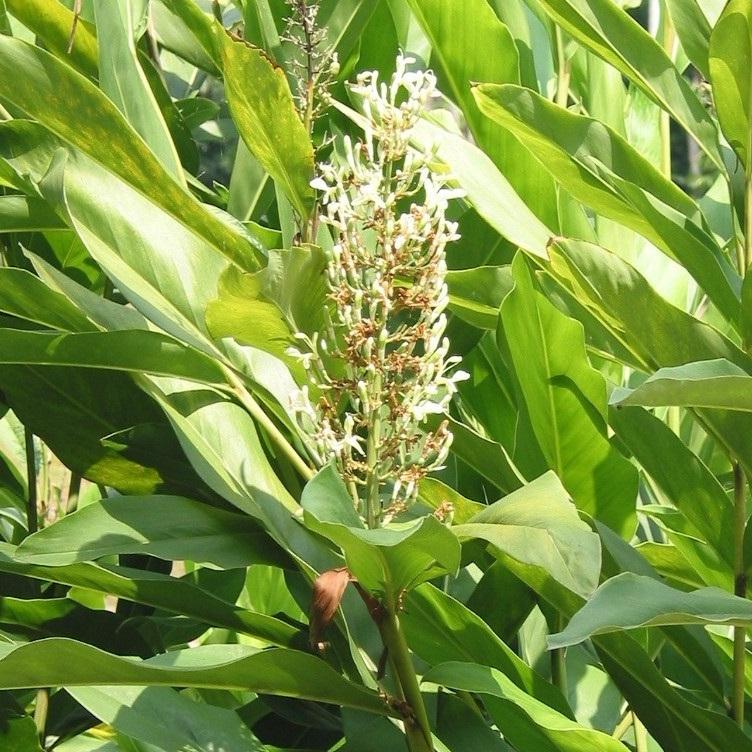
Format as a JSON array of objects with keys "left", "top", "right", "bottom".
[
  {"left": 610, "top": 405, "right": 734, "bottom": 569},
  {"left": 205, "top": 264, "right": 298, "bottom": 372},
  {"left": 611, "top": 358, "right": 752, "bottom": 411},
  {"left": 0, "top": 638, "right": 391, "bottom": 716},
  {"left": 0, "top": 542, "right": 301, "bottom": 648},
  {"left": 534, "top": 0, "right": 723, "bottom": 168},
  {"left": 406, "top": 0, "right": 559, "bottom": 227},
  {"left": 0, "top": 366, "right": 199, "bottom": 495},
  {"left": 216, "top": 29, "right": 315, "bottom": 220},
  {"left": 144, "top": 378, "right": 338, "bottom": 577},
  {"left": 5, "top": 0, "right": 98, "bottom": 78},
  {"left": 665, "top": 0, "right": 712, "bottom": 79},
  {"left": 0, "top": 195, "right": 65, "bottom": 232},
  {"left": 0, "top": 268, "right": 93, "bottom": 332},
  {"left": 473, "top": 84, "right": 740, "bottom": 323},
  {"left": 549, "top": 573, "right": 752, "bottom": 648},
  {"left": 42, "top": 148, "right": 230, "bottom": 353},
  {"left": 454, "top": 472, "right": 601, "bottom": 597},
  {"left": 0, "top": 35, "right": 256, "bottom": 270},
  {"left": 445, "top": 266, "right": 513, "bottom": 330},
  {"left": 68, "top": 685, "right": 268, "bottom": 752},
  {"left": 15, "top": 495, "right": 287, "bottom": 569},
  {"left": 710, "top": 0, "right": 752, "bottom": 166},
  {"left": 0, "top": 699, "right": 42, "bottom": 752},
  {"left": 301, "top": 464, "right": 461, "bottom": 596},
  {"left": 0, "top": 329, "right": 226, "bottom": 385},
  {"left": 94, "top": 0, "right": 184, "bottom": 181},
  {"left": 548, "top": 237, "right": 751, "bottom": 372},
  {"left": 499, "top": 254, "right": 637, "bottom": 536},
  {"left": 424, "top": 662, "right": 628, "bottom": 752},
  {"left": 412, "top": 118, "right": 553, "bottom": 257},
  {"left": 402, "top": 583, "right": 571, "bottom": 715}
]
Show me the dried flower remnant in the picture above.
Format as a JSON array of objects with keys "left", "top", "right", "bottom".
[
  {"left": 281, "top": 0, "right": 339, "bottom": 133},
  {"left": 289, "top": 54, "right": 468, "bottom": 528}
]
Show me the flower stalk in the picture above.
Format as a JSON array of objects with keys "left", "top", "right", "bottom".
[{"left": 290, "top": 55, "right": 466, "bottom": 752}]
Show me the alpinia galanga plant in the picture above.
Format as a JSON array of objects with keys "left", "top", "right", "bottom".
[{"left": 3, "top": 1, "right": 752, "bottom": 752}]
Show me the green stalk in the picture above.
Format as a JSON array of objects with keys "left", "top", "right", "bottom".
[
  {"left": 24, "top": 430, "right": 38, "bottom": 535},
  {"left": 379, "top": 605, "right": 434, "bottom": 752},
  {"left": 223, "top": 366, "right": 314, "bottom": 482},
  {"left": 632, "top": 711, "right": 648, "bottom": 752},
  {"left": 65, "top": 472, "right": 82, "bottom": 515},
  {"left": 731, "top": 76, "right": 752, "bottom": 726},
  {"left": 554, "top": 27, "right": 571, "bottom": 109},
  {"left": 733, "top": 462, "right": 748, "bottom": 726},
  {"left": 550, "top": 614, "right": 567, "bottom": 697},
  {"left": 34, "top": 687, "right": 49, "bottom": 745},
  {"left": 659, "top": 5, "right": 674, "bottom": 180}
]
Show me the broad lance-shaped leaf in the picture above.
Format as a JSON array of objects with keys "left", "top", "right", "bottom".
[
  {"left": 216, "top": 28, "right": 314, "bottom": 220},
  {"left": 0, "top": 329, "right": 227, "bottom": 386},
  {"left": 406, "top": 0, "right": 559, "bottom": 228},
  {"left": 94, "top": 0, "right": 184, "bottom": 182},
  {"left": 547, "top": 236, "right": 752, "bottom": 478},
  {"left": 4, "top": 0, "right": 98, "bottom": 78},
  {"left": 302, "top": 464, "right": 461, "bottom": 597},
  {"left": 0, "top": 543, "right": 301, "bottom": 648},
  {"left": 43, "top": 145, "right": 229, "bottom": 356},
  {"left": 547, "top": 237, "right": 752, "bottom": 372},
  {"left": 473, "top": 84, "right": 740, "bottom": 324},
  {"left": 665, "top": 0, "right": 712, "bottom": 79},
  {"left": 411, "top": 118, "right": 552, "bottom": 258},
  {"left": 533, "top": 0, "right": 723, "bottom": 169},
  {"left": 69, "top": 685, "right": 268, "bottom": 752},
  {"left": 549, "top": 573, "right": 752, "bottom": 649},
  {"left": 14, "top": 495, "right": 289, "bottom": 570},
  {"left": 611, "top": 359, "right": 752, "bottom": 412},
  {"left": 205, "top": 264, "right": 303, "bottom": 381},
  {"left": 0, "top": 195, "right": 66, "bottom": 232},
  {"left": 710, "top": 0, "right": 752, "bottom": 166},
  {"left": 0, "top": 35, "right": 257, "bottom": 270},
  {"left": 0, "top": 639, "right": 392, "bottom": 717},
  {"left": 499, "top": 254, "right": 637, "bottom": 537},
  {"left": 402, "top": 583, "right": 571, "bottom": 715},
  {"left": 453, "top": 472, "right": 601, "bottom": 598},
  {"left": 0, "top": 268, "right": 94, "bottom": 332},
  {"left": 424, "top": 662, "right": 629, "bottom": 752},
  {"left": 610, "top": 405, "right": 734, "bottom": 570}
]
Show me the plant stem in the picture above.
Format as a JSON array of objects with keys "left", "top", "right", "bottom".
[
  {"left": 632, "top": 710, "right": 648, "bottom": 752},
  {"left": 734, "top": 461, "right": 748, "bottom": 726},
  {"left": 65, "top": 472, "right": 82, "bottom": 515},
  {"left": 379, "top": 605, "right": 433, "bottom": 752},
  {"left": 34, "top": 687, "right": 49, "bottom": 746},
  {"left": 659, "top": 5, "right": 674, "bottom": 180},
  {"left": 24, "top": 430, "right": 38, "bottom": 535},
  {"left": 223, "top": 366, "right": 314, "bottom": 481},
  {"left": 551, "top": 614, "right": 567, "bottom": 698},
  {"left": 554, "top": 27, "right": 571, "bottom": 109}
]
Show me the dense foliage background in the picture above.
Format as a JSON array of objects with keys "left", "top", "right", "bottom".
[{"left": 1, "top": 0, "right": 752, "bottom": 750}]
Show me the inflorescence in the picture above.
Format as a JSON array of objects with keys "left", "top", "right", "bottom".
[
  {"left": 289, "top": 54, "right": 467, "bottom": 527},
  {"left": 281, "top": 0, "right": 339, "bottom": 130}
]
